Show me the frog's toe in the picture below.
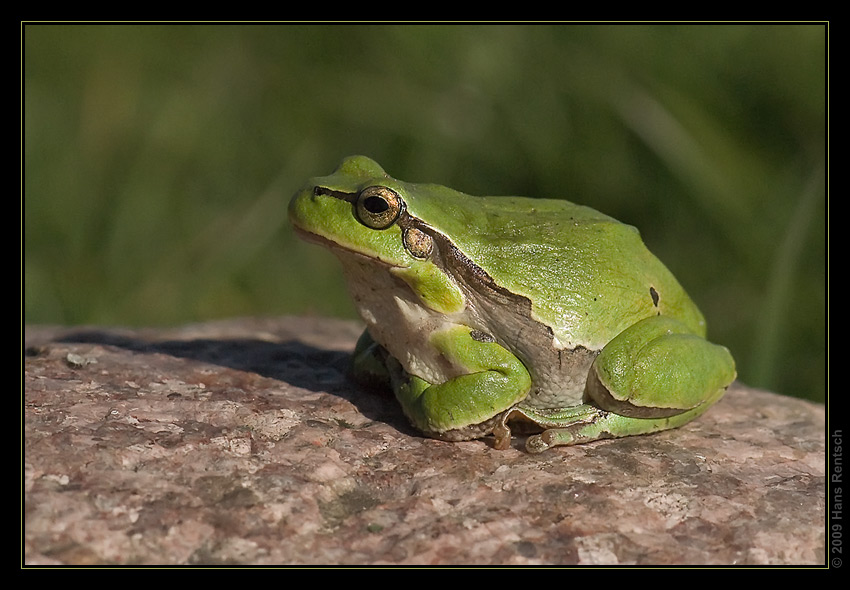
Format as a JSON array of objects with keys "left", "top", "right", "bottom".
[
  {"left": 525, "top": 433, "right": 552, "bottom": 453},
  {"left": 525, "top": 429, "right": 573, "bottom": 453}
]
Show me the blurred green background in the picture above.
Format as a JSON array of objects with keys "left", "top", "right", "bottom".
[{"left": 23, "top": 24, "right": 826, "bottom": 402}]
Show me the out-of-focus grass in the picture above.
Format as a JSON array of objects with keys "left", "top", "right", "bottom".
[{"left": 23, "top": 24, "right": 826, "bottom": 402}]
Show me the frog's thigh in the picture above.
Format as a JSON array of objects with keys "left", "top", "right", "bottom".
[
  {"left": 520, "top": 316, "right": 735, "bottom": 452},
  {"left": 392, "top": 325, "right": 532, "bottom": 437},
  {"left": 588, "top": 316, "right": 735, "bottom": 416}
]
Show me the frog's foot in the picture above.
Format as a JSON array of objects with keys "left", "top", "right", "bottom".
[
  {"left": 492, "top": 407, "right": 587, "bottom": 451},
  {"left": 522, "top": 408, "right": 655, "bottom": 453},
  {"left": 510, "top": 385, "right": 728, "bottom": 453},
  {"left": 500, "top": 406, "right": 604, "bottom": 453}
]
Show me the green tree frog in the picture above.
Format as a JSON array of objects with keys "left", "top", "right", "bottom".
[{"left": 289, "top": 156, "right": 736, "bottom": 453}]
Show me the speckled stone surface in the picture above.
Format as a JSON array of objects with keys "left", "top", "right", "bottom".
[{"left": 24, "top": 317, "right": 825, "bottom": 565}]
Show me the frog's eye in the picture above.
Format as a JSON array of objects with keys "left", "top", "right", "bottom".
[{"left": 356, "top": 186, "right": 404, "bottom": 230}]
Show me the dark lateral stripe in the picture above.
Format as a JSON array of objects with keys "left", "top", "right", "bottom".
[{"left": 313, "top": 186, "right": 356, "bottom": 202}]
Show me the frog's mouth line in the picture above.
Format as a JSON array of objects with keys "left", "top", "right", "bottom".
[{"left": 291, "top": 225, "right": 405, "bottom": 269}]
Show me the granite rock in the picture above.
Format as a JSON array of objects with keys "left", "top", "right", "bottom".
[{"left": 24, "top": 317, "right": 825, "bottom": 565}]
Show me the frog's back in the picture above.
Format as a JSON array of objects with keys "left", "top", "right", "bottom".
[{"left": 410, "top": 189, "right": 705, "bottom": 351}]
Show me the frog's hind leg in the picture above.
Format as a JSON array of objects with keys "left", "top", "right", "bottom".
[{"left": 509, "top": 316, "right": 734, "bottom": 453}]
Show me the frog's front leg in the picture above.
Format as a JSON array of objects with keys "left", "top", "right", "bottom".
[
  {"left": 514, "top": 316, "right": 736, "bottom": 453},
  {"left": 388, "top": 325, "right": 532, "bottom": 442},
  {"left": 350, "top": 330, "right": 392, "bottom": 390}
]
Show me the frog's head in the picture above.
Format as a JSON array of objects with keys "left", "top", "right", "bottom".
[
  {"left": 289, "top": 155, "right": 430, "bottom": 267},
  {"left": 289, "top": 156, "right": 468, "bottom": 314}
]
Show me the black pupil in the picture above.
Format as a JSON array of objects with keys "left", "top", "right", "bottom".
[{"left": 363, "top": 196, "right": 389, "bottom": 214}]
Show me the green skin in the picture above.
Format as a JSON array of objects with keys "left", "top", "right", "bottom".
[{"left": 289, "top": 156, "right": 736, "bottom": 453}]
